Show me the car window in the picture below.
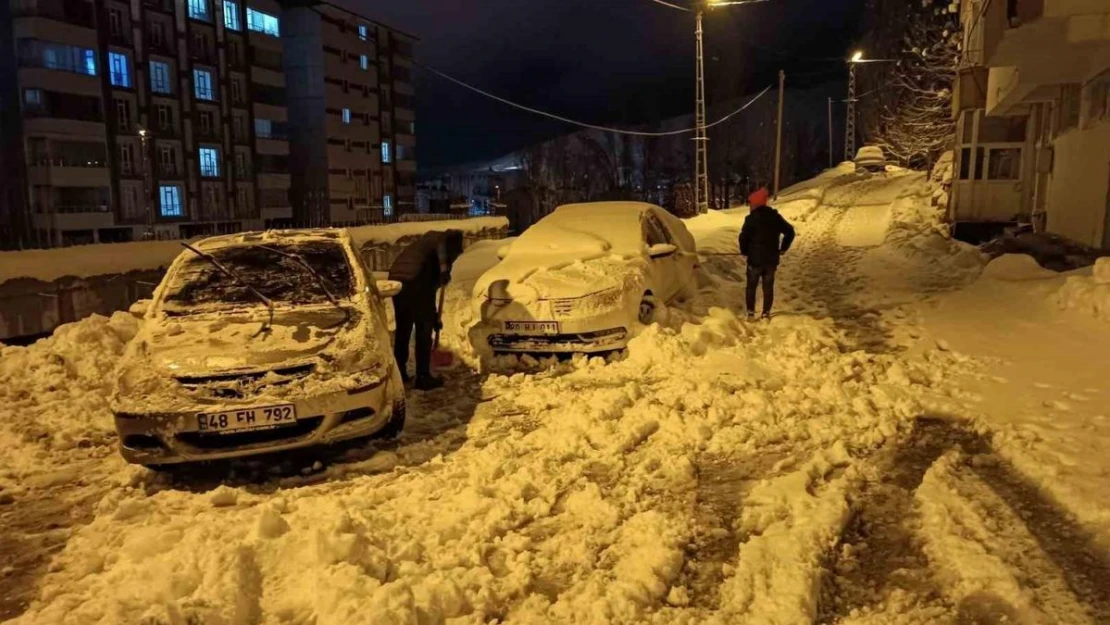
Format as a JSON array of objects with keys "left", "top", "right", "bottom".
[
  {"left": 162, "top": 240, "right": 355, "bottom": 310},
  {"left": 644, "top": 215, "right": 672, "bottom": 246}
]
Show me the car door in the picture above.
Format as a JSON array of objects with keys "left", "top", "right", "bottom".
[{"left": 643, "top": 213, "right": 681, "bottom": 301}]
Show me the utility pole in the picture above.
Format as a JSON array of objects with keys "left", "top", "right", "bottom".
[
  {"left": 139, "top": 128, "right": 154, "bottom": 240},
  {"left": 773, "top": 69, "right": 785, "bottom": 199},
  {"left": 845, "top": 53, "right": 860, "bottom": 162},
  {"left": 827, "top": 97, "right": 834, "bottom": 169},
  {"left": 693, "top": 7, "right": 709, "bottom": 214}
]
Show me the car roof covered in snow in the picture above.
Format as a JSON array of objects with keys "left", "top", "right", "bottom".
[
  {"left": 514, "top": 202, "right": 682, "bottom": 257},
  {"left": 190, "top": 228, "right": 352, "bottom": 252}
]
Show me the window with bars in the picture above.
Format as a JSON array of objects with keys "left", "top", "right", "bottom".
[
  {"left": 223, "top": 0, "right": 240, "bottom": 30},
  {"left": 193, "top": 69, "right": 215, "bottom": 101},
  {"left": 159, "top": 185, "right": 182, "bottom": 216},
  {"left": 150, "top": 61, "right": 172, "bottom": 94},
  {"left": 109, "top": 52, "right": 131, "bottom": 87},
  {"left": 199, "top": 147, "right": 220, "bottom": 177},
  {"left": 119, "top": 143, "right": 134, "bottom": 175},
  {"left": 188, "top": 0, "right": 209, "bottom": 21}
]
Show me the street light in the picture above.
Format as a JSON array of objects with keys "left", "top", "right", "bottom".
[{"left": 137, "top": 127, "right": 154, "bottom": 240}]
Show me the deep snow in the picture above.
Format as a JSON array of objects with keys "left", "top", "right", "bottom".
[{"left": 3, "top": 166, "right": 1110, "bottom": 625}]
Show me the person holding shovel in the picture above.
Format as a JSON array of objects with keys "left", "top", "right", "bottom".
[{"left": 388, "top": 229, "right": 465, "bottom": 390}]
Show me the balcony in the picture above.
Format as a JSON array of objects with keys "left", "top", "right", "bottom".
[
  {"left": 28, "top": 161, "right": 110, "bottom": 187},
  {"left": 11, "top": 0, "right": 94, "bottom": 28},
  {"left": 982, "top": 0, "right": 1110, "bottom": 69}
]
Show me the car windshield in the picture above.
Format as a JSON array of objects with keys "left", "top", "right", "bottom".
[{"left": 161, "top": 240, "right": 356, "bottom": 312}]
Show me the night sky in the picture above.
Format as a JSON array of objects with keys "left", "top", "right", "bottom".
[{"left": 346, "top": 0, "right": 867, "bottom": 169}]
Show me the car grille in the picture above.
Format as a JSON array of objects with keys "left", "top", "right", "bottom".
[
  {"left": 551, "top": 298, "right": 576, "bottom": 317},
  {"left": 175, "top": 416, "right": 324, "bottom": 450},
  {"left": 176, "top": 363, "right": 315, "bottom": 400}
]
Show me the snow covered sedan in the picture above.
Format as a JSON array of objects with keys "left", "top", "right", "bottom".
[
  {"left": 854, "top": 145, "right": 887, "bottom": 173},
  {"left": 110, "top": 229, "right": 406, "bottom": 466},
  {"left": 472, "top": 202, "right": 697, "bottom": 354}
]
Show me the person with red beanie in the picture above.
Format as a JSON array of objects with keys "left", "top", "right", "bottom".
[{"left": 739, "top": 187, "right": 795, "bottom": 320}]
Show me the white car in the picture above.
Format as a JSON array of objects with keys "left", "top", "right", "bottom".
[
  {"left": 855, "top": 145, "right": 887, "bottom": 172},
  {"left": 111, "top": 229, "right": 406, "bottom": 466},
  {"left": 472, "top": 202, "right": 698, "bottom": 354}
]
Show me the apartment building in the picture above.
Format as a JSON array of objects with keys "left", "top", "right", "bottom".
[
  {"left": 283, "top": 2, "right": 417, "bottom": 227},
  {"left": 0, "top": 0, "right": 298, "bottom": 247},
  {"left": 952, "top": 0, "right": 1110, "bottom": 248}
]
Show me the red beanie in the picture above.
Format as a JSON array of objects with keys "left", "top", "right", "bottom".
[{"left": 748, "top": 187, "right": 769, "bottom": 208}]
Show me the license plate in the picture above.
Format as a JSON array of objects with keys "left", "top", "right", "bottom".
[
  {"left": 504, "top": 321, "right": 560, "bottom": 334},
  {"left": 195, "top": 404, "right": 297, "bottom": 434}
]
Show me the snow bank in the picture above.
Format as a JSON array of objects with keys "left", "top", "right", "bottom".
[
  {"left": 0, "top": 219, "right": 509, "bottom": 286},
  {"left": 349, "top": 216, "right": 508, "bottom": 247},
  {"left": 0, "top": 312, "right": 138, "bottom": 479},
  {"left": 980, "top": 254, "right": 1057, "bottom": 281},
  {"left": 0, "top": 241, "right": 187, "bottom": 284},
  {"left": 1054, "top": 258, "right": 1110, "bottom": 321}
]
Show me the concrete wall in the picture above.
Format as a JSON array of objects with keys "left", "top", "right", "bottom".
[{"left": 1046, "top": 122, "right": 1110, "bottom": 247}]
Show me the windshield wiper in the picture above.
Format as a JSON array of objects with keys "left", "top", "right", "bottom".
[
  {"left": 181, "top": 242, "right": 275, "bottom": 333},
  {"left": 255, "top": 244, "right": 352, "bottom": 326}
]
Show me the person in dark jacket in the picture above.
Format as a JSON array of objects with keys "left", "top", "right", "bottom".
[
  {"left": 739, "top": 187, "right": 795, "bottom": 320},
  {"left": 388, "top": 229, "right": 465, "bottom": 390}
]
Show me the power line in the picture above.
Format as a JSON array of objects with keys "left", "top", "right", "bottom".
[
  {"left": 646, "top": 0, "right": 691, "bottom": 12},
  {"left": 415, "top": 61, "right": 773, "bottom": 138}
]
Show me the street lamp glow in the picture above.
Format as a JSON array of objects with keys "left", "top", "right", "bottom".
[
  {"left": 138, "top": 128, "right": 148, "bottom": 137},
  {"left": 851, "top": 50, "right": 864, "bottom": 63}
]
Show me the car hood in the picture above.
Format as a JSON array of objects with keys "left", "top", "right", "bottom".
[
  {"left": 474, "top": 251, "right": 644, "bottom": 303},
  {"left": 139, "top": 306, "right": 360, "bottom": 376}
]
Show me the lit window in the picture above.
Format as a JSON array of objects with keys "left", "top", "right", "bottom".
[
  {"left": 223, "top": 1, "right": 241, "bottom": 30},
  {"left": 150, "top": 61, "right": 172, "bottom": 94},
  {"left": 254, "top": 118, "right": 272, "bottom": 138},
  {"left": 108, "top": 52, "right": 131, "bottom": 88},
  {"left": 383, "top": 194, "right": 393, "bottom": 217},
  {"left": 342, "top": 108, "right": 351, "bottom": 124},
  {"left": 199, "top": 147, "right": 220, "bottom": 177},
  {"left": 41, "top": 43, "right": 97, "bottom": 76},
  {"left": 187, "top": 0, "right": 209, "bottom": 21},
  {"left": 159, "top": 185, "right": 182, "bottom": 216},
  {"left": 358, "top": 24, "right": 368, "bottom": 40},
  {"left": 381, "top": 140, "right": 391, "bottom": 164},
  {"left": 193, "top": 69, "right": 214, "bottom": 100},
  {"left": 23, "top": 88, "right": 42, "bottom": 105},
  {"left": 360, "top": 55, "right": 368, "bottom": 70},
  {"left": 246, "top": 7, "right": 279, "bottom": 36}
]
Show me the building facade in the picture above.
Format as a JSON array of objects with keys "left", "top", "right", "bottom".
[
  {"left": 952, "top": 0, "right": 1110, "bottom": 248},
  {"left": 0, "top": 0, "right": 414, "bottom": 249},
  {"left": 283, "top": 3, "right": 416, "bottom": 228}
]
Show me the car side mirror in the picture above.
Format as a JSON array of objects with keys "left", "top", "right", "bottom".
[
  {"left": 129, "top": 299, "right": 151, "bottom": 318},
  {"left": 648, "top": 243, "right": 677, "bottom": 258},
  {"left": 376, "top": 280, "right": 403, "bottom": 298}
]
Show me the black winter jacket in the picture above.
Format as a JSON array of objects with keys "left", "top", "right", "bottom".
[
  {"left": 388, "top": 231, "right": 464, "bottom": 291},
  {"left": 739, "top": 206, "right": 795, "bottom": 268}
]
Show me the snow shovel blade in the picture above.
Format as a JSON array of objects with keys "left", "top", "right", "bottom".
[{"left": 431, "top": 342, "right": 455, "bottom": 368}]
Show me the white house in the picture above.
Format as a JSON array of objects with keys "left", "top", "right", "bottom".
[{"left": 952, "top": 0, "right": 1110, "bottom": 248}]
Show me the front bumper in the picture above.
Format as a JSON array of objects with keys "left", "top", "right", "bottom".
[
  {"left": 488, "top": 327, "right": 628, "bottom": 353},
  {"left": 114, "top": 377, "right": 402, "bottom": 465}
]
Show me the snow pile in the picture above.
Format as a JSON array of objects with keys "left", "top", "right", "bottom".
[
  {"left": 0, "top": 312, "right": 137, "bottom": 477},
  {"left": 1054, "top": 258, "right": 1110, "bottom": 321},
  {"left": 349, "top": 216, "right": 507, "bottom": 247},
  {"left": 8, "top": 302, "right": 973, "bottom": 625},
  {"left": 980, "top": 254, "right": 1057, "bottom": 281}
]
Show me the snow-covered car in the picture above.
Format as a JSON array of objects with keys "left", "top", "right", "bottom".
[
  {"left": 854, "top": 145, "right": 887, "bottom": 172},
  {"left": 472, "top": 202, "right": 698, "bottom": 354},
  {"left": 110, "top": 229, "right": 406, "bottom": 466}
]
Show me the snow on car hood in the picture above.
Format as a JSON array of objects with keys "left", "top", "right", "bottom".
[
  {"left": 474, "top": 249, "right": 643, "bottom": 303},
  {"left": 142, "top": 307, "right": 356, "bottom": 375}
]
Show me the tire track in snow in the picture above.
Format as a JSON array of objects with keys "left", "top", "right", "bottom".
[
  {"left": 678, "top": 446, "right": 791, "bottom": 610},
  {"left": 817, "top": 417, "right": 968, "bottom": 623},
  {"left": 818, "top": 416, "right": 1110, "bottom": 624}
]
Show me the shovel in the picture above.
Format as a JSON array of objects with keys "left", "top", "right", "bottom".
[{"left": 431, "top": 286, "right": 455, "bottom": 369}]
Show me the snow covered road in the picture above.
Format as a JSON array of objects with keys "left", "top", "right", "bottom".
[{"left": 3, "top": 167, "right": 1110, "bottom": 625}]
